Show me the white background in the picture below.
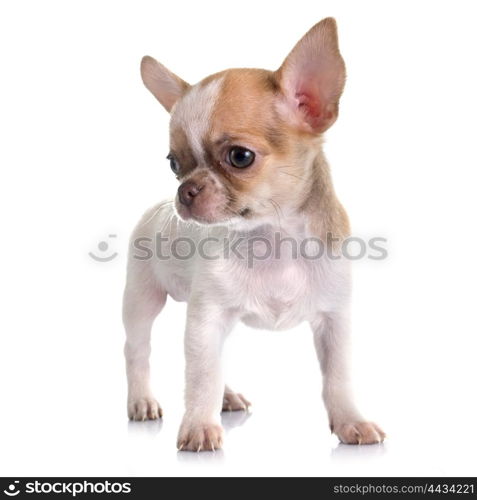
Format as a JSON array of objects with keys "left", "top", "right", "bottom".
[{"left": 1, "top": 0, "right": 477, "bottom": 477}]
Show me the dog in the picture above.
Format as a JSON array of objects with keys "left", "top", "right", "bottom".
[{"left": 123, "top": 17, "right": 385, "bottom": 451}]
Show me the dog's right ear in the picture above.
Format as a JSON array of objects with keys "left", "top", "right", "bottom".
[{"left": 140, "top": 56, "right": 190, "bottom": 112}]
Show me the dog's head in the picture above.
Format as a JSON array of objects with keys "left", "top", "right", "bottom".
[{"left": 141, "top": 18, "right": 345, "bottom": 225}]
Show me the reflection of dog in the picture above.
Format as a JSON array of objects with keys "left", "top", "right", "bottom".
[{"left": 123, "top": 18, "right": 385, "bottom": 451}]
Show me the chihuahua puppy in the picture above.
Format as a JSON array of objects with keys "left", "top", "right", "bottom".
[{"left": 124, "top": 18, "right": 385, "bottom": 451}]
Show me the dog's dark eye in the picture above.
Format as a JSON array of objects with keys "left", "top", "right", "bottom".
[
  {"left": 167, "top": 154, "right": 179, "bottom": 174},
  {"left": 227, "top": 147, "right": 255, "bottom": 168}
]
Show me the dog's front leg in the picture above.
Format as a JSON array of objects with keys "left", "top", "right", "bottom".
[
  {"left": 123, "top": 268, "right": 165, "bottom": 421},
  {"left": 311, "top": 312, "right": 385, "bottom": 444},
  {"left": 177, "top": 300, "right": 236, "bottom": 451}
]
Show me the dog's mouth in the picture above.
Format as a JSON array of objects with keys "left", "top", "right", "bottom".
[
  {"left": 174, "top": 175, "right": 254, "bottom": 226},
  {"left": 175, "top": 197, "right": 251, "bottom": 226}
]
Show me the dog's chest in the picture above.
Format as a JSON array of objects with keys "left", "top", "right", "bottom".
[
  {"left": 208, "top": 225, "right": 350, "bottom": 330},
  {"left": 236, "top": 257, "right": 316, "bottom": 330}
]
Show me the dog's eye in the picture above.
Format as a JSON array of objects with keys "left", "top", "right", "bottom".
[
  {"left": 166, "top": 154, "right": 179, "bottom": 174},
  {"left": 227, "top": 147, "right": 255, "bottom": 168}
]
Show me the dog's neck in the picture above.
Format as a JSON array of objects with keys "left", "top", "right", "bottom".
[
  {"left": 299, "top": 149, "right": 350, "bottom": 242},
  {"left": 226, "top": 147, "right": 349, "bottom": 243}
]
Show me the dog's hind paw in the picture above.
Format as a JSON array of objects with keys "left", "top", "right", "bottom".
[
  {"left": 128, "top": 396, "right": 162, "bottom": 421},
  {"left": 222, "top": 390, "right": 251, "bottom": 412}
]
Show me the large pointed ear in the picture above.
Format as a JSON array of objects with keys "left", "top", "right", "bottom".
[
  {"left": 275, "top": 18, "right": 346, "bottom": 134},
  {"left": 140, "top": 56, "right": 190, "bottom": 112}
]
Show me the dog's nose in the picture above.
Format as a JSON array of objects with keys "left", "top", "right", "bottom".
[{"left": 178, "top": 180, "right": 204, "bottom": 207}]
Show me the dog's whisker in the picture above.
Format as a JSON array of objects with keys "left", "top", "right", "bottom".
[{"left": 277, "top": 170, "right": 307, "bottom": 182}]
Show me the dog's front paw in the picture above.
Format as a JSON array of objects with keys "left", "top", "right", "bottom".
[
  {"left": 222, "top": 390, "right": 251, "bottom": 412},
  {"left": 128, "top": 396, "right": 162, "bottom": 421},
  {"left": 177, "top": 420, "right": 224, "bottom": 451},
  {"left": 333, "top": 421, "right": 386, "bottom": 445}
]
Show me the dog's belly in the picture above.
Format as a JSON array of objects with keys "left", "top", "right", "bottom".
[
  {"left": 240, "top": 301, "right": 306, "bottom": 331},
  {"left": 164, "top": 273, "right": 191, "bottom": 302}
]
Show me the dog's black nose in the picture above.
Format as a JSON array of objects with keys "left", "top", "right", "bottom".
[{"left": 178, "top": 180, "right": 203, "bottom": 207}]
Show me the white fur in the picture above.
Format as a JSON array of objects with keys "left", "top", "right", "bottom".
[
  {"left": 171, "top": 77, "right": 224, "bottom": 161},
  {"left": 123, "top": 185, "right": 374, "bottom": 447}
]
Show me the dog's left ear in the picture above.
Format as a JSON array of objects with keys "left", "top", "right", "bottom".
[{"left": 275, "top": 18, "right": 346, "bottom": 134}]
